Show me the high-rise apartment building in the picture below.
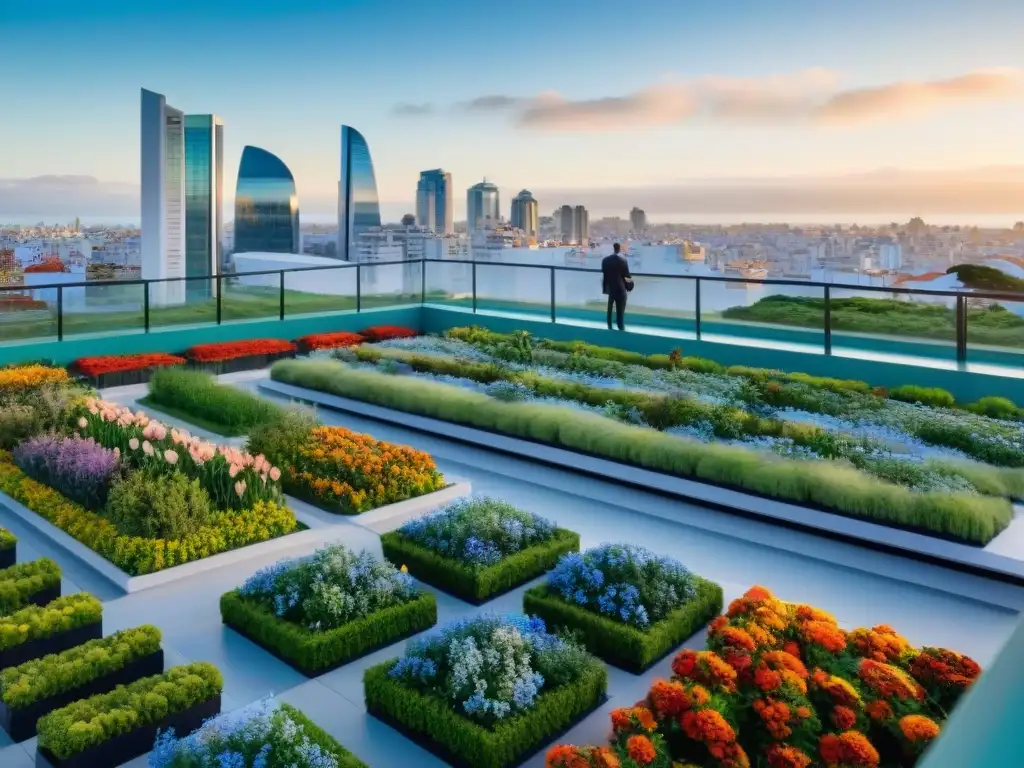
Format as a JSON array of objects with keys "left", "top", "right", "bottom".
[
  {"left": 467, "top": 180, "right": 500, "bottom": 233},
  {"left": 574, "top": 205, "right": 589, "bottom": 244},
  {"left": 630, "top": 206, "right": 647, "bottom": 234},
  {"left": 510, "top": 190, "right": 539, "bottom": 241},
  {"left": 559, "top": 205, "right": 574, "bottom": 242},
  {"left": 338, "top": 126, "right": 382, "bottom": 261},
  {"left": 234, "top": 146, "right": 300, "bottom": 254},
  {"left": 141, "top": 89, "right": 222, "bottom": 304},
  {"left": 416, "top": 169, "right": 453, "bottom": 234}
]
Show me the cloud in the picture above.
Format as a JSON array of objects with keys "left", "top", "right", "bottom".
[
  {"left": 0, "top": 176, "right": 139, "bottom": 217},
  {"left": 392, "top": 102, "right": 434, "bottom": 117},
  {"left": 459, "top": 68, "right": 1023, "bottom": 131}
]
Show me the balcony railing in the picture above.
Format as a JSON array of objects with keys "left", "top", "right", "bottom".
[{"left": 3, "top": 257, "right": 1024, "bottom": 365}]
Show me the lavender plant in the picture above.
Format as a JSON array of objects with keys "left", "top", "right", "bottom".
[{"left": 13, "top": 435, "right": 120, "bottom": 509}]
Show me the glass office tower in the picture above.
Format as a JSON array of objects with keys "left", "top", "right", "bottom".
[
  {"left": 338, "top": 126, "right": 381, "bottom": 261},
  {"left": 467, "top": 180, "right": 500, "bottom": 232},
  {"left": 510, "top": 189, "right": 539, "bottom": 241},
  {"left": 416, "top": 169, "right": 453, "bottom": 234},
  {"left": 184, "top": 114, "right": 223, "bottom": 297},
  {"left": 234, "top": 146, "right": 300, "bottom": 254}
]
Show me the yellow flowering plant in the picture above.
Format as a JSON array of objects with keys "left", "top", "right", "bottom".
[{"left": 0, "top": 365, "right": 70, "bottom": 395}]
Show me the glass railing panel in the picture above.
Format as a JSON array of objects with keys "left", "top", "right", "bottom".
[
  {"left": 473, "top": 262, "right": 553, "bottom": 318},
  {"left": 359, "top": 261, "right": 421, "bottom": 310},
  {"left": 423, "top": 260, "right": 473, "bottom": 308},
  {"left": 148, "top": 278, "right": 217, "bottom": 329},
  {"left": 966, "top": 295, "right": 1024, "bottom": 366},
  {"left": 0, "top": 286, "right": 57, "bottom": 343},
  {"left": 829, "top": 284, "right": 956, "bottom": 361},
  {"left": 282, "top": 267, "right": 357, "bottom": 317},
  {"left": 705, "top": 279, "right": 824, "bottom": 350},
  {"left": 555, "top": 267, "right": 697, "bottom": 332},
  {"left": 61, "top": 280, "right": 145, "bottom": 338}
]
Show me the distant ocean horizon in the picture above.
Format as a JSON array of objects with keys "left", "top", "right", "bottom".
[{"left": 2, "top": 212, "right": 1021, "bottom": 229}]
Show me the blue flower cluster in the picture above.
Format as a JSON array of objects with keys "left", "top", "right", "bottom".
[
  {"left": 548, "top": 544, "right": 697, "bottom": 629},
  {"left": 397, "top": 496, "right": 556, "bottom": 568}
]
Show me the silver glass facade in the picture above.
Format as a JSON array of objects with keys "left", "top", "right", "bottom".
[
  {"left": 184, "top": 114, "right": 223, "bottom": 296},
  {"left": 338, "top": 126, "right": 381, "bottom": 261},
  {"left": 235, "top": 146, "right": 300, "bottom": 254},
  {"left": 416, "top": 169, "right": 453, "bottom": 234},
  {"left": 141, "top": 89, "right": 185, "bottom": 303},
  {"left": 510, "top": 189, "right": 539, "bottom": 241},
  {"left": 467, "top": 180, "right": 500, "bottom": 232}
]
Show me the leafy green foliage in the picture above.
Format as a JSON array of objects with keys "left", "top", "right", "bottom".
[
  {"left": 889, "top": 385, "right": 957, "bottom": 409},
  {"left": 0, "top": 593, "right": 102, "bottom": 652},
  {"left": 967, "top": 396, "right": 1023, "bottom": 421},
  {"left": 245, "top": 405, "right": 318, "bottom": 471},
  {"left": 947, "top": 264, "right": 1024, "bottom": 292},
  {"left": 0, "top": 558, "right": 61, "bottom": 614},
  {"left": 146, "top": 368, "right": 284, "bottom": 435},
  {"left": 0, "top": 524, "right": 15, "bottom": 551},
  {"left": 104, "top": 471, "right": 215, "bottom": 540}
]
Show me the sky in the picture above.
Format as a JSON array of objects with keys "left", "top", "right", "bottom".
[{"left": 2, "top": 0, "right": 1024, "bottom": 222}]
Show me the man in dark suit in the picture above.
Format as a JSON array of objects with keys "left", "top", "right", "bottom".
[{"left": 601, "top": 243, "right": 632, "bottom": 330}]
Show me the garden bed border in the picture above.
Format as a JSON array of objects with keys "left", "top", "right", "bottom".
[
  {"left": 260, "top": 379, "right": 1024, "bottom": 590},
  {"left": 0, "top": 620, "right": 102, "bottom": 672}
]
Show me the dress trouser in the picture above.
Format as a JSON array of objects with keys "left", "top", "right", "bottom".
[{"left": 606, "top": 293, "right": 626, "bottom": 330}]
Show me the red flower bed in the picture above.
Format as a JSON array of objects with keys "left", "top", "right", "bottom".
[
  {"left": 186, "top": 339, "right": 296, "bottom": 362},
  {"left": 298, "top": 332, "right": 365, "bottom": 351},
  {"left": 360, "top": 325, "right": 417, "bottom": 342},
  {"left": 0, "top": 297, "right": 48, "bottom": 312},
  {"left": 74, "top": 353, "right": 187, "bottom": 376}
]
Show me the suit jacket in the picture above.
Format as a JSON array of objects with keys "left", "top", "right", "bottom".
[{"left": 601, "top": 253, "right": 632, "bottom": 297}]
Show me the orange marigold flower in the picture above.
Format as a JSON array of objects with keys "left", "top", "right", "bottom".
[
  {"left": 858, "top": 659, "right": 925, "bottom": 701},
  {"left": 690, "top": 685, "right": 711, "bottom": 706},
  {"left": 745, "top": 585, "right": 776, "bottom": 601},
  {"left": 635, "top": 707, "right": 658, "bottom": 731},
  {"left": 794, "top": 604, "right": 838, "bottom": 623},
  {"left": 755, "top": 651, "right": 809, "bottom": 694},
  {"left": 545, "top": 745, "right": 590, "bottom": 768},
  {"left": 899, "top": 715, "right": 941, "bottom": 743},
  {"left": 831, "top": 705, "right": 857, "bottom": 731},
  {"left": 753, "top": 698, "right": 793, "bottom": 740},
  {"left": 672, "top": 650, "right": 738, "bottom": 692},
  {"left": 865, "top": 700, "right": 894, "bottom": 722},
  {"left": 848, "top": 625, "right": 910, "bottom": 663},
  {"left": 611, "top": 708, "right": 632, "bottom": 732},
  {"left": 709, "top": 615, "right": 729, "bottom": 634},
  {"left": 812, "top": 669, "right": 862, "bottom": 707},
  {"left": 783, "top": 641, "right": 802, "bottom": 658},
  {"left": 681, "top": 709, "right": 737, "bottom": 744},
  {"left": 766, "top": 743, "right": 813, "bottom": 768},
  {"left": 593, "top": 747, "right": 621, "bottom": 768},
  {"left": 800, "top": 620, "right": 848, "bottom": 653},
  {"left": 908, "top": 647, "right": 982, "bottom": 690},
  {"left": 718, "top": 626, "right": 757, "bottom": 652},
  {"left": 819, "top": 731, "right": 880, "bottom": 768},
  {"left": 648, "top": 679, "right": 691, "bottom": 718},
  {"left": 626, "top": 735, "right": 657, "bottom": 766}
]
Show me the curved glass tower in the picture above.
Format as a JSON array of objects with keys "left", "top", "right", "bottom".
[
  {"left": 234, "top": 146, "right": 300, "bottom": 254},
  {"left": 338, "top": 126, "right": 381, "bottom": 261}
]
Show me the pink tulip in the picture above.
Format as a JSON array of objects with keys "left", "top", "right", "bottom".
[
  {"left": 269, "top": 467, "right": 281, "bottom": 482},
  {"left": 78, "top": 417, "right": 88, "bottom": 428},
  {"left": 164, "top": 449, "right": 179, "bottom": 465},
  {"left": 229, "top": 464, "right": 240, "bottom": 478},
  {"left": 142, "top": 441, "right": 154, "bottom": 456},
  {"left": 234, "top": 480, "right": 247, "bottom": 498},
  {"left": 129, "top": 438, "right": 140, "bottom": 450}
]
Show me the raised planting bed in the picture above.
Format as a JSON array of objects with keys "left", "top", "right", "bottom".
[
  {"left": 0, "top": 625, "right": 163, "bottom": 742},
  {"left": 150, "top": 699, "right": 369, "bottom": 768},
  {"left": 70, "top": 353, "right": 186, "bottom": 389},
  {"left": 35, "top": 662, "right": 223, "bottom": 768},
  {"left": 186, "top": 338, "right": 296, "bottom": 375},
  {"left": 380, "top": 497, "right": 580, "bottom": 604},
  {"left": 546, "top": 585, "right": 983, "bottom": 768},
  {"left": 0, "top": 525, "right": 15, "bottom": 570},
  {"left": 365, "top": 615, "right": 607, "bottom": 768},
  {"left": 297, "top": 331, "right": 365, "bottom": 354},
  {"left": 0, "top": 594, "right": 103, "bottom": 672},
  {"left": 221, "top": 544, "right": 437, "bottom": 675},
  {"left": 0, "top": 558, "right": 61, "bottom": 616}
]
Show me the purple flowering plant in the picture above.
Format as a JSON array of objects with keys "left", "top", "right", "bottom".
[{"left": 13, "top": 434, "right": 121, "bottom": 509}]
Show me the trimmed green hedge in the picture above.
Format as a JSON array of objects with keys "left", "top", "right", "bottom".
[
  {"left": 381, "top": 527, "right": 580, "bottom": 604},
  {"left": 0, "top": 593, "right": 102, "bottom": 651},
  {"left": 0, "top": 525, "right": 15, "bottom": 551},
  {"left": 220, "top": 588, "right": 437, "bottom": 675},
  {"left": 0, "top": 625, "right": 161, "bottom": 710},
  {"left": 145, "top": 368, "right": 284, "bottom": 436},
  {"left": 279, "top": 703, "right": 369, "bottom": 768},
  {"left": 0, "top": 558, "right": 60, "bottom": 615},
  {"left": 363, "top": 655, "right": 607, "bottom": 768},
  {"left": 36, "top": 662, "right": 223, "bottom": 760},
  {"left": 523, "top": 577, "right": 723, "bottom": 672},
  {"left": 269, "top": 360, "right": 1014, "bottom": 544}
]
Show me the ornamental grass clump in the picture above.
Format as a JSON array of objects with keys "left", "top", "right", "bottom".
[
  {"left": 147, "top": 368, "right": 283, "bottom": 434},
  {"left": 548, "top": 544, "right": 698, "bottom": 629},
  {"left": 546, "top": 585, "right": 983, "bottom": 768},
  {"left": 387, "top": 614, "right": 594, "bottom": 725},
  {"left": 150, "top": 698, "right": 366, "bottom": 768},
  {"left": 238, "top": 545, "right": 419, "bottom": 630},
  {"left": 13, "top": 435, "right": 120, "bottom": 510},
  {"left": 397, "top": 496, "right": 557, "bottom": 567}
]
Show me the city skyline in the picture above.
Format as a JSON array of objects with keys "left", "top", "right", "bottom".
[{"left": 3, "top": 0, "right": 1023, "bottom": 224}]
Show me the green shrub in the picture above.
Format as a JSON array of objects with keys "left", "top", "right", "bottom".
[
  {"left": 363, "top": 656, "right": 606, "bottom": 768},
  {"left": 280, "top": 703, "right": 369, "bottom": 768},
  {"left": 146, "top": 368, "right": 283, "bottom": 435},
  {"left": 220, "top": 589, "right": 437, "bottom": 675},
  {"left": 0, "top": 525, "right": 15, "bottom": 551},
  {"left": 381, "top": 527, "right": 580, "bottom": 603},
  {"left": 36, "top": 662, "right": 223, "bottom": 760},
  {"left": 967, "top": 396, "right": 1022, "bottom": 421},
  {"left": 890, "top": 385, "right": 957, "bottom": 409},
  {"left": 0, "top": 593, "right": 102, "bottom": 651},
  {"left": 0, "top": 558, "right": 61, "bottom": 614},
  {"left": 0, "top": 624, "right": 161, "bottom": 709},
  {"left": 270, "top": 359, "right": 1014, "bottom": 544},
  {"left": 245, "top": 405, "right": 317, "bottom": 471},
  {"left": 0, "top": 405, "right": 37, "bottom": 451},
  {"left": 0, "top": 385, "right": 82, "bottom": 450},
  {"left": 523, "top": 578, "right": 722, "bottom": 672},
  {"left": 104, "top": 471, "right": 215, "bottom": 540}
]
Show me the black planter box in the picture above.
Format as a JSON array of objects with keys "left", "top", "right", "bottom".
[
  {"left": 0, "top": 621, "right": 102, "bottom": 672},
  {"left": 0, "top": 546, "right": 15, "bottom": 570},
  {"left": 25, "top": 584, "right": 62, "bottom": 612},
  {"left": 190, "top": 351, "right": 295, "bottom": 375},
  {"left": 35, "top": 693, "right": 221, "bottom": 768},
  {"left": 0, "top": 649, "right": 164, "bottom": 742},
  {"left": 80, "top": 367, "right": 180, "bottom": 389}
]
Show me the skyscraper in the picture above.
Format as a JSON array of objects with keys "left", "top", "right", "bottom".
[
  {"left": 559, "top": 205, "right": 574, "bottom": 242},
  {"left": 338, "top": 126, "right": 382, "bottom": 261},
  {"left": 510, "top": 190, "right": 539, "bottom": 241},
  {"left": 575, "top": 205, "right": 590, "bottom": 244},
  {"left": 467, "top": 180, "right": 500, "bottom": 233},
  {"left": 234, "top": 146, "right": 300, "bottom": 254},
  {"left": 630, "top": 206, "right": 647, "bottom": 234},
  {"left": 416, "top": 169, "right": 453, "bottom": 234},
  {"left": 184, "top": 114, "right": 223, "bottom": 291},
  {"left": 141, "top": 89, "right": 185, "bottom": 301}
]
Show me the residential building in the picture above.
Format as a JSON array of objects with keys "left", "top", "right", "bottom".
[
  {"left": 416, "top": 169, "right": 454, "bottom": 234},
  {"left": 559, "top": 205, "right": 574, "bottom": 242},
  {"left": 338, "top": 126, "right": 382, "bottom": 261},
  {"left": 234, "top": 146, "right": 300, "bottom": 255},
  {"left": 184, "top": 114, "right": 224, "bottom": 294},
  {"left": 510, "top": 190, "right": 539, "bottom": 242},
  {"left": 467, "top": 180, "right": 500, "bottom": 233},
  {"left": 630, "top": 206, "right": 647, "bottom": 234},
  {"left": 575, "top": 205, "right": 590, "bottom": 244}
]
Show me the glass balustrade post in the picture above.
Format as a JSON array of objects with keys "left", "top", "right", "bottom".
[
  {"left": 279, "top": 271, "right": 285, "bottom": 320},
  {"left": 956, "top": 295, "right": 967, "bottom": 363},
  {"left": 56, "top": 286, "right": 63, "bottom": 341},
  {"left": 694, "top": 277, "right": 702, "bottom": 339},
  {"left": 824, "top": 285, "right": 832, "bottom": 355},
  {"left": 216, "top": 275, "right": 222, "bottom": 324},
  {"left": 356, "top": 264, "right": 362, "bottom": 312},
  {"left": 550, "top": 267, "right": 556, "bottom": 323},
  {"left": 143, "top": 281, "right": 150, "bottom": 332},
  {"left": 472, "top": 262, "right": 477, "bottom": 313},
  {"left": 421, "top": 259, "right": 426, "bottom": 304}
]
